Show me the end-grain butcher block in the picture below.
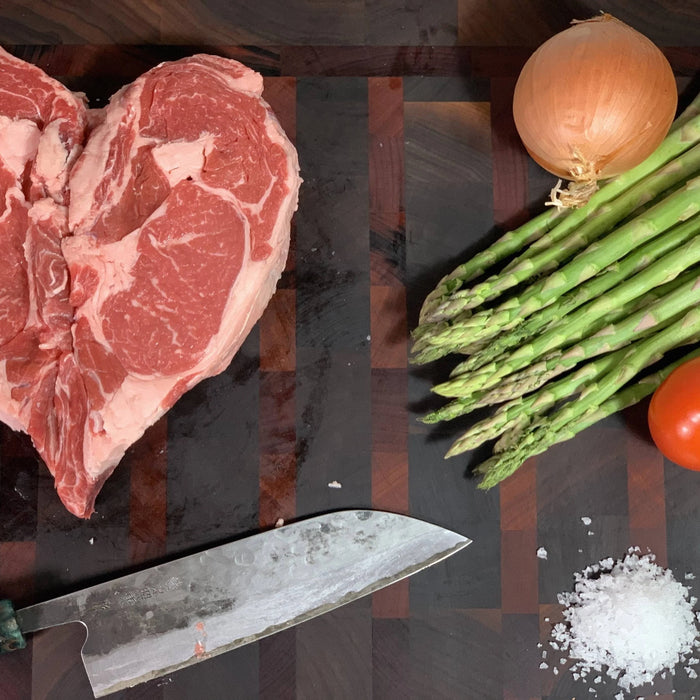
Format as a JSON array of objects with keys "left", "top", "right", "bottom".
[{"left": 0, "top": 48, "right": 301, "bottom": 517}]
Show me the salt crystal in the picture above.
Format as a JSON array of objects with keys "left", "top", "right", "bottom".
[
  {"left": 587, "top": 530, "right": 595, "bottom": 536},
  {"left": 686, "top": 572, "right": 696, "bottom": 580},
  {"left": 687, "top": 667, "right": 698, "bottom": 679},
  {"left": 274, "top": 518, "right": 285, "bottom": 528},
  {"left": 537, "top": 546, "right": 548, "bottom": 560},
  {"left": 539, "top": 662, "right": 548, "bottom": 670},
  {"left": 581, "top": 516, "right": 592, "bottom": 525},
  {"left": 551, "top": 551, "right": 699, "bottom": 692},
  {"left": 88, "top": 537, "right": 94, "bottom": 545},
  {"left": 328, "top": 480, "right": 342, "bottom": 489},
  {"left": 553, "top": 667, "right": 559, "bottom": 675}
]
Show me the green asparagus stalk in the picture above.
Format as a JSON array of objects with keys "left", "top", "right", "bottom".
[
  {"left": 421, "top": 362, "right": 559, "bottom": 424},
  {"left": 417, "top": 94, "right": 700, "bottom": 327},
  {"left": 475, "top": 307, "right": 681, "bottom": 409},
  {"left": 482, "top": 314, "right": 686, "bottom": 413},
  {"left": 418, "top": 172, "right": 700, "bottom": 359},
  {"left": 443, "top": 346, "right": 631, "bottom": 455},
  {"left": 447, "top": 219, "right": 700, "bottom": 381},
  {"left": 475, "top": 308, "right": 700, "bottom": 489},
  {"left": 422, "top": 282, "right": 680, "bottom": 424},
  {"left": 449, "top": 214, "right": 700, "bottom": 374},
  {"left": 470, "top": 285, "right": 690, "bottom": 410},
  {"left": 433, "top": 267, "right": 700, "bottom": 400},
  {"left": 478, "top": 344, "right": 700, "bottom": 488}
]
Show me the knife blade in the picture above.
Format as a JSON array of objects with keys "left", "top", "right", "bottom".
[{"left": 0, "top": 509, "right": 470, "bottom": 697}]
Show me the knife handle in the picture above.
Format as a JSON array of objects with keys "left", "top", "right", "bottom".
[{"left": 0, "top": 600, "right": 26, "bottom": 653}]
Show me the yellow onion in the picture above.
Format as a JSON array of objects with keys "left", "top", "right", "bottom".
[{"left": 513, "top": 13, "right": 677, "bottom": 207}]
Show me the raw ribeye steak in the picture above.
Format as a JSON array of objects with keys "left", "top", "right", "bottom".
[{"left": 0, "top": 48, "right": 300, "bottom": 517}]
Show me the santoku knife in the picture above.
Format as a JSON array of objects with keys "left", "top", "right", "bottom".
[{"left": 0, "top": 509, "right": 470, "bottom": 697}]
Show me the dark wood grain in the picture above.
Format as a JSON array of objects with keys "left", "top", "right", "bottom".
[
  {"left": 3, "top": 1, "right": 698, "bottom": 46},
  {"left": 259, "top": 629, "right": 296, "bottom": 700},
  {"left": 371, "top": 618, "right": 410, "bottom": 698},
  {"left": 458, "top": 0, "right": 700, "bottom": 47},
  {"left": 0, "top": 4, "right": 699, "bottom": 697}
]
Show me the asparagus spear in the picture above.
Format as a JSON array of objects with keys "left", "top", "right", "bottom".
[
  {"left": 434, "top": 311, "right": 680, "bottom": 418},
  {"left": 419, "top": 172, "right": 700, "bottom": 358},
  {"left": 421, "top": 361, "right": 560, "bottom": 424},
  {"left": 422, "top": 273, "right": 688, "bottom": 424},
  {"left": 433, "top": 267, "right": 700, "bottom": 400},
  {"left": 473, "top": 309, "right": 686, "bottom": 410},
  {"left": 447, "top": 219, "right": 700, "bottom": 379},
  {"left": 475, "top": 299, "right": 683, "bottom": 408},
  {"left": 450, "top": 214, "right": 700, "bottom": 374},
  {"left": 443, "top": 346, "right": 630, "bottom": 455},
  {"left": 475, "top": 309, "right": 700, "bottom": 489},
  {"left": 477, "top": 344, "right": 700, "bottom": 489},
  {"left": 417, "top": 95, "right": 700, "bottom": 327}
]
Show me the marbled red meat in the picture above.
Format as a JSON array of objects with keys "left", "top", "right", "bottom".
[{"left": 0, "top": 48, "right": 300, "bottom": 517}]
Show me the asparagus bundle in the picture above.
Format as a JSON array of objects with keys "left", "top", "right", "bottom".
[{"left": 415, "top": 92, "right": 700, "bottom": 489}]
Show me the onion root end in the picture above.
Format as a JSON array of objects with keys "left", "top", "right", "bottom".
[{"left": 546, "top": 178, "right": 599, "bottom": 210}]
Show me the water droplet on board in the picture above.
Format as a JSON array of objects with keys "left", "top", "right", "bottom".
[{"left": 234, "top": 550, "right": 255, "bottom": 566}]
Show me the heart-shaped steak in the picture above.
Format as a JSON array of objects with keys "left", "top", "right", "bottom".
[{"left": 0, "top": 48, "right": 301, "bottom": 517}]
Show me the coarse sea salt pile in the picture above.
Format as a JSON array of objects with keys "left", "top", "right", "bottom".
[{"left": 549, "top": 548, "right": 700, "bottom": 693}]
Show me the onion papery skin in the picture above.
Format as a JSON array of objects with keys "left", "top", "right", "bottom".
[{"left": 513, "top": 14, "right": 677, "bottom": 185}]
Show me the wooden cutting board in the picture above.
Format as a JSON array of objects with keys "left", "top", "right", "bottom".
[{"left": 0, "top": 2, "right": 699, "bottom": 698}]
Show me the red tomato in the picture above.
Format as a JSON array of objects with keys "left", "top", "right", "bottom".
[{"left": 648, "top": 357, "right": 700, "bottom": 470}]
